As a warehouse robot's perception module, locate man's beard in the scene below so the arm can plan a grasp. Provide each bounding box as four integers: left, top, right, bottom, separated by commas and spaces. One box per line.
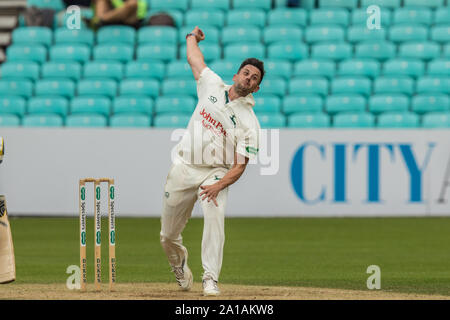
235, 83, 253, 97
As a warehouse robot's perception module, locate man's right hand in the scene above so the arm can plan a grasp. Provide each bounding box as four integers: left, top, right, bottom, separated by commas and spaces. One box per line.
190, 26, 205, 43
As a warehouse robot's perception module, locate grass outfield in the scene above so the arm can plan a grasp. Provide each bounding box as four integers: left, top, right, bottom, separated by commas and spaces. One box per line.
8, 217, 450, 296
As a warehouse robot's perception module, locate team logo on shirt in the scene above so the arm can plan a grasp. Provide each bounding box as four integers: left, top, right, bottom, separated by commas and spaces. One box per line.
229, 115, 237, 128
246, 146, 259, 155
208, 96, 217, 104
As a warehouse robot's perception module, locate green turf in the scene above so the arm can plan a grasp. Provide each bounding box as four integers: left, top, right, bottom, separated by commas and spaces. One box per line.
8, 217, 450, 296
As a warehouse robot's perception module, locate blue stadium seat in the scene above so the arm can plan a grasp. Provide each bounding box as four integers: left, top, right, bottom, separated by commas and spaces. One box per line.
333, 112, 375, 128
256, 112, 286, 128
416, 77, 449, 94
233, 0, 271, 10
253, 95, 282, 113
264, 26, 302, 45
338, 59, 380, 78
125, 61, 165, 80
137, 44, 177, 62
224, 43, 264, 61
289, 77, 329, 96
137, 26, 177, 45
311, 43, 352, 61
293, 60, 335, 79
180, 26, 219, 43
445, 44, 450, 59
54, 6, 93, 29
0, 96, 26, 117
267, 8, 307, 27
180, 43, 221, 62
0, 80, 33, 98
222, 26, 261, 45
166, 61, 192, 78
403, 0, 443, 8
352, 8, 391, 27
331, 77, 372, 96
155, 95, 195, 114
66, 114, 107, 127
153, 113, 191, 128
149, 0, 188, 11
305, 26, 344, 43
97, 26, 136, 45
119, 79, 160, 98
6, 45, 47, 63
326, 94, 366, 114
12, 27, 52, 47
377, 112, 419, 128
0, 62, 39, 80
355, 42, 395, 61
190, 0, 230, 11
54, 28, 94, 46
93, 44, 134, 63
347, 26, 386, 43
310, 9, 349, 27
283, 94, 323, 114
110, 114, 151, 128
434, 7, 450, 25
50, 45, 90, 63
389, 25, 428, 43
41, 62, 81, 81
361, 0, 400, 8
185, 10, 225, 28
422, 112, 450, 128
264, 60, 292, 80
383, 59, 425, 78
374, 77, 414, 95
83, 62, 124, 81
27, 0, 64, 10
28, 97, 69, 118
256, 78, 287, 97
427, 60, 450, 77
268, 43, 308, 61
369, 94, 409, 114
162, 79, 196, 97
22, 114, 63, 127
412, 94, 449, 114
320, 0, 358, 8
394, 8, 432, 25
398, 42, 440, 61
209, 60, 237, 79
0, 114, 20, 127
35, 79, 75, 98
71, 97, 111, 117
113, 96, 153, 115
226, 10, 266, 28
431, 26, 450, 43
288, 112, 330, 128
78, 80, 118, 98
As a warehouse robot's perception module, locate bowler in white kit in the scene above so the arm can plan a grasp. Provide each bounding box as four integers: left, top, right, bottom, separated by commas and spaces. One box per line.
160, 26, 265, 296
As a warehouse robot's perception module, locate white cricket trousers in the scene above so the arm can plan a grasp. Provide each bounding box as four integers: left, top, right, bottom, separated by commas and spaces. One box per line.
160, 161, 228, 282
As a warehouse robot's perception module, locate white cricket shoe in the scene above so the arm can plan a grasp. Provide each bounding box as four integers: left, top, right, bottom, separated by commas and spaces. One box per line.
172, 251, 193, 291
202, 278, 220, 296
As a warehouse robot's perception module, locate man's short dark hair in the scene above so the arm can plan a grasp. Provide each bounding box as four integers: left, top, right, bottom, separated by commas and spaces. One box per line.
238, 58, 265, 84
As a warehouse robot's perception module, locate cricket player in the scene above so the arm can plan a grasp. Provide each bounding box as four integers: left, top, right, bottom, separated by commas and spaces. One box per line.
160, 27, 265, 296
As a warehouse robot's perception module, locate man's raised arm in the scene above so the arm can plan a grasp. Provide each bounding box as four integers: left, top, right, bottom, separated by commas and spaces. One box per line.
186, 26, 207, 81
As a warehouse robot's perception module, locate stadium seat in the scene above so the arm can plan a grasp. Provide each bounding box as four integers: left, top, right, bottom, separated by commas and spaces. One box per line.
352, 8, 391, 27
267, 43, 308, 61
422, 112, 450, 128
185, 10, 225, 28
153, 113, 191, 128
27, 0, 64, 10
288, 112, 330, 128
309, 9, 349, 27
389, 25, 428, 43
383, 59, 425, 78
305, 26, 345, 43
264, 60, 292, 80
54, 6, 93, 29
416, 77, 449, 94
137, 44, 177, 62
119, 79, 160, 98
333, 112, 375, 128
71, 97, 111, 117
427, 60, 450, 77
233, 0, 271, 10
78, 80, 118, 98
434, 7, 450, 25
431, 26, 450, 43
338, 59, 380, 78
256, 78, 287, 97
113, 96, 153, 115
166, 61, 193, 78
155, 96, 196, 114
180, 26, 219, 43
7, 45, 47, 63
355, 42, 396, 61
264, 26, 302, 45
28, 97, 69, 118
209, 60, 238, 79
93, 44, 134, 63
360, 0, 400, 8
289, 77, 329, 96
54, 28, 94, 46
0, 96, 26, 117
226, 10, 266, 28
22, 114, 63, 127
412, 94, 449, 114
267, 8, 307, 27
403, 0, 443, 8
162, 79, 196, 97
180, 43, 221, 62
293, 60, 335, 79
311, 43, 351, 61
326, 94, 366, 114
398, 42, 440, 61
110, 114, 151, 128
50, 45, 90, 63
97, 26, 136, 45
256, 113, 286, 128
222, 27, 261, 45
374, 77, 414, 95
224, 44, 264, 61
150, 0, 189, 11
347, 26, 386, 43
0, 80, 33, 98
331, 77, 372, 96
41, 62, 82, 81
394, 8, 432, 25
35, 80, 75, 98
83, 62, 124, 81
12, 27, 52, 47
283, 95, 323, 114
445, 44, 450, 59
377, 112, 419, 128
253, 95, 282, 113
0, 62, 39, 80
190, 0, 230, 11
125, 61, 165, 80
0, 114, 20, 127
320, 0, 358, 9
66, 114, 108, 127
369, 94, 409, 114
137, 26, 177, 45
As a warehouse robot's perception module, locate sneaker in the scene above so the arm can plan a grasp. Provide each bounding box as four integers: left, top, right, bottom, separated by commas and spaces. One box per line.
202, 277, 220, 296
171, 251, 193, 291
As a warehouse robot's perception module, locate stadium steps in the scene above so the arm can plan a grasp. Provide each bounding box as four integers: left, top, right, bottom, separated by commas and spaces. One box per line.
0, 1, 27, 16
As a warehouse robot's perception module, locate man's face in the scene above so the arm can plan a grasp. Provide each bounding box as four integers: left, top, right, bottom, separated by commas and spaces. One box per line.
232, 65, 261, 97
